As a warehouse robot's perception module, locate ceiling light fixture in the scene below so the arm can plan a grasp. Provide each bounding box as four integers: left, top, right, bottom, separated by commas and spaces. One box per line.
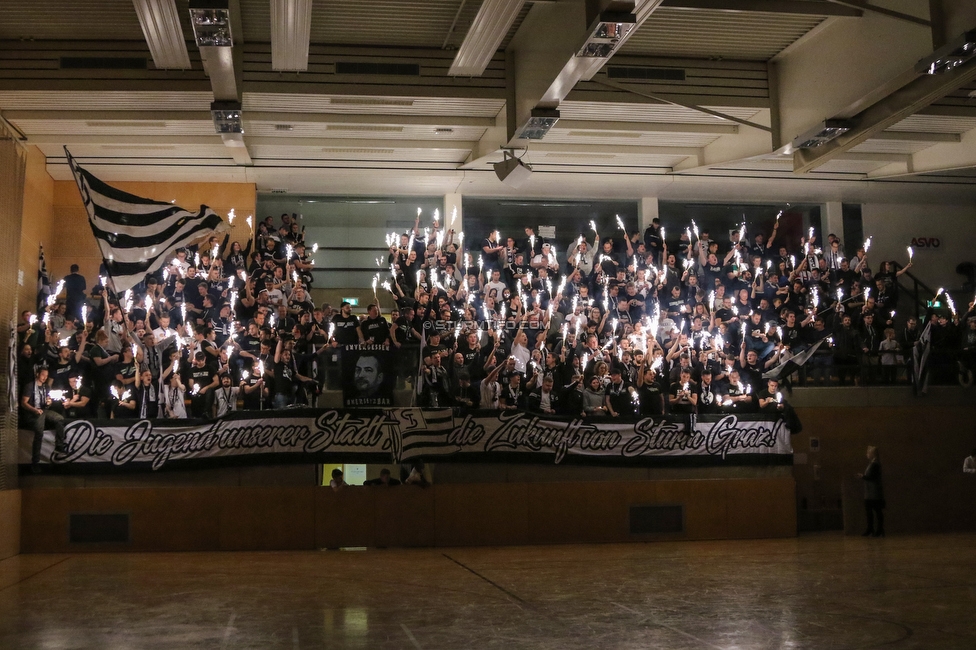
271, 0, 312, 71
515, 108, 560, 140
792, 119, 854, 149
577, 11, 637, 58
211, 100, 243, 134
189, 0, 233, 47
493, 150, 533, 188
132, 0, 192, 69
448, 0, 527, 76
915, 29, 976, 75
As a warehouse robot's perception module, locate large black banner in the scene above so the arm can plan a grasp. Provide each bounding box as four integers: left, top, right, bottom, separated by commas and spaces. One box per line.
20, 409, 793, 471
341, 344, 395, 408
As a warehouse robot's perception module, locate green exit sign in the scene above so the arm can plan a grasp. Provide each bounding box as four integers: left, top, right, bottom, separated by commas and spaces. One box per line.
342, 297, 359, 306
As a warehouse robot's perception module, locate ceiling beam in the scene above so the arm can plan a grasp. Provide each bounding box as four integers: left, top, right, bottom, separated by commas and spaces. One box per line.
555, 119, 738, 134
527, 142, 702, 156
869, 126, 976, 179
0, 110, 497, 129
591, 78, 771, 132
824, 0, 929, 26
660, 0, 862, 17
25, 135, 225, 146
245, 137, 479, 150
834, 152, 912, 163
793, 58, 976, 173
873, 130, 962, 143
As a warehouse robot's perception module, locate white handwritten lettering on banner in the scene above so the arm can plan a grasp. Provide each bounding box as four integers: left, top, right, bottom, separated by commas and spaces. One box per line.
19, 409, 793, 471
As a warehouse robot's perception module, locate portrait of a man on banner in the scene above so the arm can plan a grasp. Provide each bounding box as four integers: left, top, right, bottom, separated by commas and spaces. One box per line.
342, 344, 395, 407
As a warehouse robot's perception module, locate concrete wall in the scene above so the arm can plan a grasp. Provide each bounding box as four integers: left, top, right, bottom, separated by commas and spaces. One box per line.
20, 478, 796, 552
861, 202, 976, 292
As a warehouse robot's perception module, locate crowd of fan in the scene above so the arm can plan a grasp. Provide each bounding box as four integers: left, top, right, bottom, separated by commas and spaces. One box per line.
16, 210, 976, 458
393, 213, 976, 417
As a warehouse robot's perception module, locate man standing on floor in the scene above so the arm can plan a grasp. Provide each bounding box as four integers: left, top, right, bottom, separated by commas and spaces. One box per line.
20, 367, 66, 471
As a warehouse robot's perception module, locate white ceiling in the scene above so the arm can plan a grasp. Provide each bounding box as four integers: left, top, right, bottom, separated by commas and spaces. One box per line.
1, 0, 974, 203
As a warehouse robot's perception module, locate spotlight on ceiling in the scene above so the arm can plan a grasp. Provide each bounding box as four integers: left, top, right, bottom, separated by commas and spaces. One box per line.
791, 119, 854, 149
189, 0, 233, 47
915, 29, 976, 75
211, 100, 243, 134
577, 11, 637, 58
515, 108, 560, 141
493, 150, 533, 189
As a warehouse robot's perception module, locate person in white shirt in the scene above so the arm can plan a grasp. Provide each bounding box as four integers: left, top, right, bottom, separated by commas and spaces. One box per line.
163, 372, 187, 419
964, 449, 976, 474
214, 374, 240, 418
484, 269, 507, 300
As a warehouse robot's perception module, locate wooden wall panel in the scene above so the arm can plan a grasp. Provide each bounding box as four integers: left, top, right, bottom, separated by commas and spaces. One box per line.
316, 488, 375, 549
726, 479, 797, 539
218, 487, 315, 551
434, 483, 529, 547
17, 146, 52, 318
374, 487, 436, 548
0, 489, 20, 559
21, 478, 796, 553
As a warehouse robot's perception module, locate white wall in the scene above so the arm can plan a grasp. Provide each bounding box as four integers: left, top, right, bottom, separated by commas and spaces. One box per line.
861, 203, 976, 291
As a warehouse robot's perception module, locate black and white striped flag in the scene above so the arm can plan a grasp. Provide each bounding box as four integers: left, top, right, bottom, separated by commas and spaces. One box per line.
65, 148, 225, 293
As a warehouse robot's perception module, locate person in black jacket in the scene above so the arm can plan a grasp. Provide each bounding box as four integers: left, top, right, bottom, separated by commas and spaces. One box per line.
858, 445, 885, 537
20, 367, 66, 471
527, 375, 561, 415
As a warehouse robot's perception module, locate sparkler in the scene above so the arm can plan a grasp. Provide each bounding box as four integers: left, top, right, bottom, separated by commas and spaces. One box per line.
738, 222, 746, 242
80, 305, 87, 326
776, 392, 783, 404
194, 252, 200, 267
29, 314, 37, 326
530, 234, 535, 252
908, 246, 914, 261
692, 220, 699, 240
245, 215, 253, 231
58, 337, 70, 347
256, 360, 265, 378
457, 231, 464, 246
590, 220, 598, 235
450, 206, 457, 226
660, 226, 665, 242
227, 208, 235, 224
433, 209, 440, 225
863, 236, 872, 252
775, 210, 783, 222
241, 371, 249, 381
190, 383, 200, 396
328, 323, 335, 341
836, 288, 843, 303
144, 295, 153, 313
48, 390, 65, 401
616, 215, 626, 232
312, 242, 319, 253
54, 279, 65, 297
808, 227, 814, 241
172, 359, 179, 374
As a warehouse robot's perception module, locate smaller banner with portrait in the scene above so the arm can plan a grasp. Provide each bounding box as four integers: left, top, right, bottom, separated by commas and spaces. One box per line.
341, 344, 395, 407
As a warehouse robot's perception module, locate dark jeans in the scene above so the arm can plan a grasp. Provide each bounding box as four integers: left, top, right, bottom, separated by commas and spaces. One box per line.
864, 499, 885, 534
22, 410, 66, 466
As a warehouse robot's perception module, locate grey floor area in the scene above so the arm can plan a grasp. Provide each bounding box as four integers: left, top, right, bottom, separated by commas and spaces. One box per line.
1, 533, 974, 649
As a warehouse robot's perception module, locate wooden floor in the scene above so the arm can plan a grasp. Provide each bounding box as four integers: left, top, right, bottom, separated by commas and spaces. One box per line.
1, 533, 975, 649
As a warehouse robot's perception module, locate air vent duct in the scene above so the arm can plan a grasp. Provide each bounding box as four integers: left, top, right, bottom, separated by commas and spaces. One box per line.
607, 66, 686, 81
60, 57, 147, 70
335, 62, 420, 76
